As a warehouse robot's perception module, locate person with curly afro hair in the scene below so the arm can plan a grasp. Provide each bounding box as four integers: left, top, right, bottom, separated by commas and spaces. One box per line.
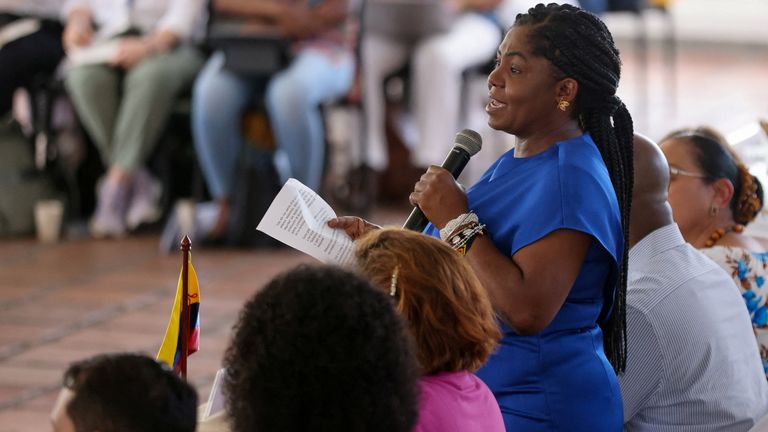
222, 264, 420, 432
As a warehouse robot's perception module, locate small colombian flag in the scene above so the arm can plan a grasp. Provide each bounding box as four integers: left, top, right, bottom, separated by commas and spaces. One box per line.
157, 254, 200, 372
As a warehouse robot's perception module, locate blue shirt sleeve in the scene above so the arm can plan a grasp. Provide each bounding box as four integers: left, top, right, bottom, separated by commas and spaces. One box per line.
508, 138, 623, 267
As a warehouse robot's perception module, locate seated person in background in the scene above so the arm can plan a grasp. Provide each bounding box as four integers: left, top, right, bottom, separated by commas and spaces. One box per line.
0, 0, 65, 118
659, 127, 768, 378
62, 0, 206, 237
192, 0, 354, 240
355, 228, 504, 432
362, 0, 502, 173
620, 134, 768, 431
223, 265, 420, 432
50, 352, 198, 432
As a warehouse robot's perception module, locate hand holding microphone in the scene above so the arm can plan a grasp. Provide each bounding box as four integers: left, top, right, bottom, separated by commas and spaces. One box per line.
404, 129, 482, 232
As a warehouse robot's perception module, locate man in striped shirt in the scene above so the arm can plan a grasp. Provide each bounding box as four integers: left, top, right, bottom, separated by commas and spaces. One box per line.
619, 134, 768, 431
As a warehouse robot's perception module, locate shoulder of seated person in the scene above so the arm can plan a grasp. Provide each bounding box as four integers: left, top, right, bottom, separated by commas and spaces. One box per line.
718, 232, 767, 253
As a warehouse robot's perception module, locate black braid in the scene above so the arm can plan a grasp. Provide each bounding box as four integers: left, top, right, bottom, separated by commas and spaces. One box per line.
515, 3, 634, 373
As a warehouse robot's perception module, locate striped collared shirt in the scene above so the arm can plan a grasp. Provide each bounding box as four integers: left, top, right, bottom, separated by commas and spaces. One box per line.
620, 223, 768, 431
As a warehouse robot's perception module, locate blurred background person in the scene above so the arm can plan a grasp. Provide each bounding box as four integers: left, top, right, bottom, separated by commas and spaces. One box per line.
361, 0, 502, 174
61, 0, 206, 238
191, 0, 354, 241
50, 352, 198, 432
222, 265, 420, 432
660, 127, 768, 378
0, 0, 64, 119
355, 228, 504, 432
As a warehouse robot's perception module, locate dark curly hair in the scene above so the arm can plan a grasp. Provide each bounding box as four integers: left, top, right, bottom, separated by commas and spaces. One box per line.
661, 127, 764, 225
223, 264, 420, 432
513, 3, 634, 372
62, 353, 198, 432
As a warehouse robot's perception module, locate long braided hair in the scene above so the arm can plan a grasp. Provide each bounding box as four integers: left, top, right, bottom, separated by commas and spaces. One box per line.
515, 3, 634, 373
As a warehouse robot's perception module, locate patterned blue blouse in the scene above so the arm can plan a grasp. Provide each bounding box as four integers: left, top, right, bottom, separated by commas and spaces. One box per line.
702, 246, 768, 379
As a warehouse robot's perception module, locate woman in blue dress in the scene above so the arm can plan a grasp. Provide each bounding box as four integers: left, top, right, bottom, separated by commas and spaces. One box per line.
330, 4, 634, 430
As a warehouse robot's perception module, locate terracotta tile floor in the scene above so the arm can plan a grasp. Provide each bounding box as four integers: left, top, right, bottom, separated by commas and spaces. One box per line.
0, 41, 766, 431
0, 235, 325, 431
0, 206, 410, 431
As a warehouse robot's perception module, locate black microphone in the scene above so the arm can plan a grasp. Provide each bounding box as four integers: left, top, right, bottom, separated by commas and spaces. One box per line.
403, 129, 482, 232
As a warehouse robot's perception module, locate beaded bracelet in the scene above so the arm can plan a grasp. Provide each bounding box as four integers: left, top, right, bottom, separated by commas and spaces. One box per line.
440, 211, 478, 240
446, 221, 487, 256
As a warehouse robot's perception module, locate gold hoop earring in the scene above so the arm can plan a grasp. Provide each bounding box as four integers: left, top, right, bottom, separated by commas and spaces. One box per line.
558, 100, 570, 111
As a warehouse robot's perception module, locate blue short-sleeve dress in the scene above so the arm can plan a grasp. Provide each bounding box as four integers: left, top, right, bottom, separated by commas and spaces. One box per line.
426, 133, 624, 431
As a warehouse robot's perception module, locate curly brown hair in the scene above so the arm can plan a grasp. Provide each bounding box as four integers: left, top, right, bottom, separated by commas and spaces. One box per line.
355, 228, 501, 375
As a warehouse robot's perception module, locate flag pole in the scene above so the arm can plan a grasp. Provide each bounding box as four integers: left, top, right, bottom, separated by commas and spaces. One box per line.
180, 235, 191, 380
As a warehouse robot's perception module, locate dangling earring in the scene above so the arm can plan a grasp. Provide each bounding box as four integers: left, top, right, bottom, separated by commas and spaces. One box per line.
558, 99, 570, 111
709, 205, 719, 217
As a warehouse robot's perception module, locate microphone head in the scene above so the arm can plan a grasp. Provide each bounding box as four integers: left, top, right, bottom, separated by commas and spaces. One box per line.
454, 129, 482, 156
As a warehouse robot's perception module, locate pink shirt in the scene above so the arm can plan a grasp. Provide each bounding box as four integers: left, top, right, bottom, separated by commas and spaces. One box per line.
414, 371, 505, 432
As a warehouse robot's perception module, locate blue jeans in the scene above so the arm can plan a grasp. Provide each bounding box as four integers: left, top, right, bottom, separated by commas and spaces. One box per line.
578, 0, 607, 14
192, 47, 354, 198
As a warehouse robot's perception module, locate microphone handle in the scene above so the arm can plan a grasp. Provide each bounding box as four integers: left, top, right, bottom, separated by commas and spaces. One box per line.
402, 148, 471, 232
403, 206, 430, 232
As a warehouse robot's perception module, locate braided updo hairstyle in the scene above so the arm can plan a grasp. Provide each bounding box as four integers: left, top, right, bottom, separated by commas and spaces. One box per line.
515, 3, 634, 372
662, 127, 764, 225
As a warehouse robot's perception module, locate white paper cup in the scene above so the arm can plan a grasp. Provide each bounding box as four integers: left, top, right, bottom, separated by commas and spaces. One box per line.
34, 199, 64, 244
176, 199, 196, 238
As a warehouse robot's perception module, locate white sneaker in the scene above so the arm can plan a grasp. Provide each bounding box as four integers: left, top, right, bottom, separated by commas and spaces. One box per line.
90, 177, 130, 238
158, 201, 219, 253
126, 168, 162, 230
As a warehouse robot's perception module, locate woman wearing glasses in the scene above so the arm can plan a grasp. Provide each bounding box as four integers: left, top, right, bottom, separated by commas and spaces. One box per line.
660, 127, 768, 378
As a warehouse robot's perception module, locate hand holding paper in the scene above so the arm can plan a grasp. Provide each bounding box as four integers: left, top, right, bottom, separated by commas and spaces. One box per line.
257, 179, 355, 266
327, 216, 381, 241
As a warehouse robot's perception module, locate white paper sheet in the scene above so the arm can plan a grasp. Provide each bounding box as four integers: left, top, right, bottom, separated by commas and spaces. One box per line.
203, 368, 226, 419
257, 178, 355, 266
66, 40, 120, 68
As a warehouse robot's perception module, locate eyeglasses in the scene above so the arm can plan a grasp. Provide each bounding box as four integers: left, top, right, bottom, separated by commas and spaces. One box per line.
669, 166, 707, 180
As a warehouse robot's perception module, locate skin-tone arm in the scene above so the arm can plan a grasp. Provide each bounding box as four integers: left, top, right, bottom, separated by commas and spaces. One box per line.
112, 29, 180, 69
329, 165, 591, 335
63, 6, 93, 51
214, 0, 349, 39
327, 217, 380, 239
410, 166, 591, 334
463, 227, 591, 334
63, 3, 180, 68
145, 29, 180, 53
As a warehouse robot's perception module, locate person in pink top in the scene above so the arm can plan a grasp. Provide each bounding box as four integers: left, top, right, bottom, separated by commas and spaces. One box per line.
355, 228, 505, 432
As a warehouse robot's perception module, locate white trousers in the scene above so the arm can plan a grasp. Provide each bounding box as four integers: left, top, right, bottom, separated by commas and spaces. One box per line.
362, 13, 502, 170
